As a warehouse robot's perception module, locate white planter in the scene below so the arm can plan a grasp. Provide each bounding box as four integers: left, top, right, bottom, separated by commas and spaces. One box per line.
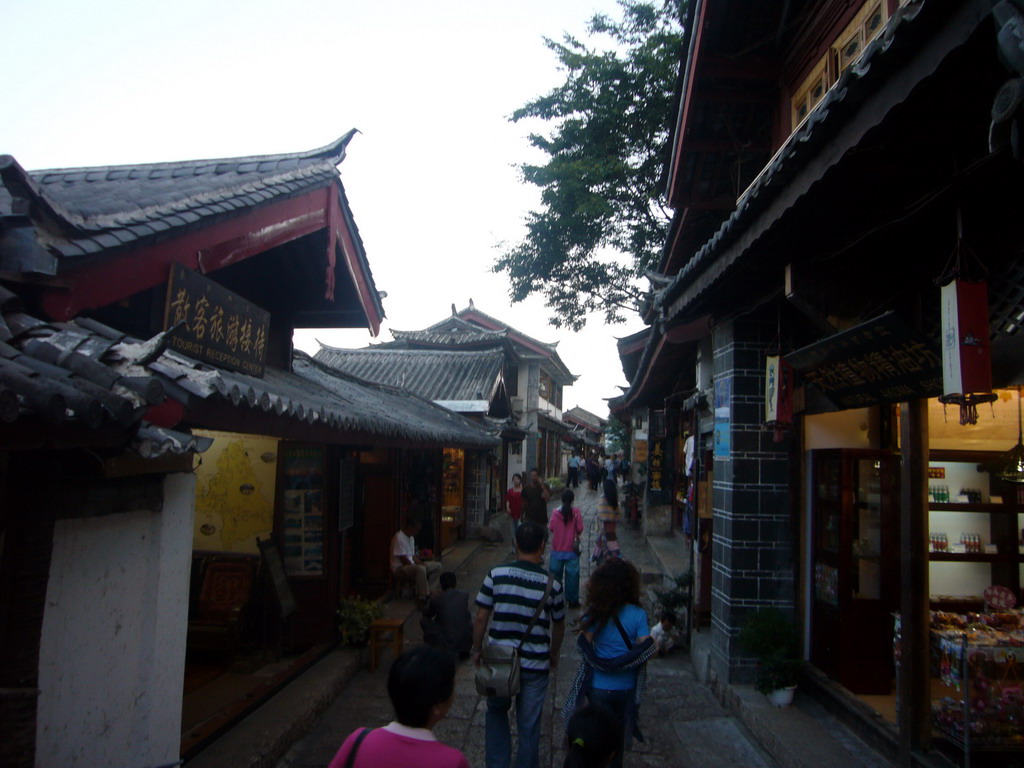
766, 685, 797, 707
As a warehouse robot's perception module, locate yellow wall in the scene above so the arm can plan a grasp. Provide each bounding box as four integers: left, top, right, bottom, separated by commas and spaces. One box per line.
192, 430, 279, 554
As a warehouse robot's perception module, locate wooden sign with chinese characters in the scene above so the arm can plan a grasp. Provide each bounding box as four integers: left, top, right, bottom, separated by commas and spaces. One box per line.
649, 440, 665, 492
164, 263, 270, 377
787, 312, 942, 409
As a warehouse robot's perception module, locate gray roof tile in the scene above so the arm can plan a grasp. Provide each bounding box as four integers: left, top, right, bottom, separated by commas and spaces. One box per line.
0, 130, 360, 263
0, 285, 494, 451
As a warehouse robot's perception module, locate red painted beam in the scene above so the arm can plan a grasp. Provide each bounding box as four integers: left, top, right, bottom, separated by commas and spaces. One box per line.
37, 186, 383, 338
40, 189, 332, 321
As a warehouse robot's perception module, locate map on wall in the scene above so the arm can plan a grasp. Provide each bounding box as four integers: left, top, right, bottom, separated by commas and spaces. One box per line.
281, 446, 325, 576
194, 434, 277, 553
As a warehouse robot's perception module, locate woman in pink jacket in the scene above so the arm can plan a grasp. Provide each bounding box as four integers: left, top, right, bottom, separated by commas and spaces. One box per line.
549, 488, 584, 608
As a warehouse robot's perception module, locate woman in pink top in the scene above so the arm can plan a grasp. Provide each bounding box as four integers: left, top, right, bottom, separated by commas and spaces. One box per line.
549, 488, 584, 608
328, 646, 468, 768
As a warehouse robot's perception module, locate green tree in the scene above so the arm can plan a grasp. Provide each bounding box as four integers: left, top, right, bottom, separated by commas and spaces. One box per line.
494, 0, 686, 330
604, 415, 630, 457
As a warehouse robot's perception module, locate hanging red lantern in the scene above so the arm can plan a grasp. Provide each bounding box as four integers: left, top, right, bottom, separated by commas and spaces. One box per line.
765, 355, 794, 441
939, 278, 997, 424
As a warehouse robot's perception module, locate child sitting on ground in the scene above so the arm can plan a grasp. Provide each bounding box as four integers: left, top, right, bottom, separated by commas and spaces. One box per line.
650, 611, 680, 656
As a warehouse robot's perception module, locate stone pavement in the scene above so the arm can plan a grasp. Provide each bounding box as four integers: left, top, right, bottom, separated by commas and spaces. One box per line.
274, 483, 779, 768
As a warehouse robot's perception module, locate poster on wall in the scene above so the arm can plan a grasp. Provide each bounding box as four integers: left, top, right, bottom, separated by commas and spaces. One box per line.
281, 446, 325, 576
714, 377, 732, 458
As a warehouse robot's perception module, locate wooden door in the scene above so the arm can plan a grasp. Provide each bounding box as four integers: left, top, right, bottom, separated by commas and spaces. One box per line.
356, 466, 395, 595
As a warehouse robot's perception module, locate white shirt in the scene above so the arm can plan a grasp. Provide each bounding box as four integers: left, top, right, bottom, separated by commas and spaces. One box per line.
391, 530, 416, 572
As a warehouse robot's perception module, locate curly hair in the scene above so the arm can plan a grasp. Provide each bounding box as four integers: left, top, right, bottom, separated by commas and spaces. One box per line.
583, 558, 641, 631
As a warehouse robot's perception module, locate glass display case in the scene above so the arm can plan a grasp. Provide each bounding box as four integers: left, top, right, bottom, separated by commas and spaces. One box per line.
930, 610, 1024, 766
811, 449, 899, 694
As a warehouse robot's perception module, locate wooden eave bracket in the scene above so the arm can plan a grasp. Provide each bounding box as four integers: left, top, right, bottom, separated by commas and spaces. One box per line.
785, 262, 844, 335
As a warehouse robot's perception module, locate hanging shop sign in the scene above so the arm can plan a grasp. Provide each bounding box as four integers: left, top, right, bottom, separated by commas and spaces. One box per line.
787, 311, 942, 409
164, 263, 270, 377
764, 355, 794, 425
713, 377, 731, 458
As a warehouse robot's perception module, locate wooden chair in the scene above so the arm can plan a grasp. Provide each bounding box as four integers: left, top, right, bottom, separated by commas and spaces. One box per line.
367, 617, 405, 672
187, 559, 258, 652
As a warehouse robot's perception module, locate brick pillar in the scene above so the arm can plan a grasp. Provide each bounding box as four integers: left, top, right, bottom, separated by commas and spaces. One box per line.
709, 319, 794, 685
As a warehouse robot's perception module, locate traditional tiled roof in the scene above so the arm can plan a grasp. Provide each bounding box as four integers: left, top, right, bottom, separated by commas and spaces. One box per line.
0, 285, 496, 454
313, 345, 505, 405
388, 317, 510, 350
656, 1, 937, 322
454, 304, 577, 384
563, 406, 606, 432
0, 130, 366, 263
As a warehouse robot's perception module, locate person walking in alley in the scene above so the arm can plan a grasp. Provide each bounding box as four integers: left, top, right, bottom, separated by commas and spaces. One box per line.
472, 521, 566, 768
549, 489, 584, 608
567, 451, 581, 489
561, 559, 656, 768
327, 645, 469, 768
585, 454, 600, 492
504, 472, 524, 552
520, 467, 550, 526
591, 479, 622, 564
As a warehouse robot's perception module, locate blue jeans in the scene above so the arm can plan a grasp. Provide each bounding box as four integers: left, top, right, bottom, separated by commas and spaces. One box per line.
485, 669, 548, 768
549, 554, 580, 604
587, 687, 633, 768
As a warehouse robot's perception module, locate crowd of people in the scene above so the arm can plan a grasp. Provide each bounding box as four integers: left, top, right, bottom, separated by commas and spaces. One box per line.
353, 460, 676, 768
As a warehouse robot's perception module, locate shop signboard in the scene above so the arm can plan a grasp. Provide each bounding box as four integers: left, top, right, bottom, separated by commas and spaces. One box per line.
164, 263, 270, 377
633, 439, 648, 463
787, 311, 942, 409
713, 377, 731, 458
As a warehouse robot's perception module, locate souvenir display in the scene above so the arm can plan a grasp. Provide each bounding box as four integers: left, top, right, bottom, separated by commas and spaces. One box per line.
928, 609, 1024, 760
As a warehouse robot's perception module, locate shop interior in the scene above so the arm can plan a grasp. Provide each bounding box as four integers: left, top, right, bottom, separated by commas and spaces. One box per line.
804, 390, 1024, 762
181, 430, 330, 759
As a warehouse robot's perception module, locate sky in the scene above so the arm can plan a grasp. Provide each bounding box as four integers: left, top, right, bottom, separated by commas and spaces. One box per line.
3, 0, 650, 417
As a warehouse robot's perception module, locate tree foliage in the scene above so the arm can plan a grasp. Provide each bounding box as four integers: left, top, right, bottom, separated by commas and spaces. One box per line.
494, 0, 685, 330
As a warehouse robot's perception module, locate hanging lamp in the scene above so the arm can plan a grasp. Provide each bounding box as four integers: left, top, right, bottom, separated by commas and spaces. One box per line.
998, 387, 1024, 484
937, 208, 997, 425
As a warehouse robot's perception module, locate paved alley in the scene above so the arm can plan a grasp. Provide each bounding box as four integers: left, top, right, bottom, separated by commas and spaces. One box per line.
275, 483, 777, 768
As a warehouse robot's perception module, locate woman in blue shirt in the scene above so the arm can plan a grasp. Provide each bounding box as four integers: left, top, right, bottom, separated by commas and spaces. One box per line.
577, 559, 652, 768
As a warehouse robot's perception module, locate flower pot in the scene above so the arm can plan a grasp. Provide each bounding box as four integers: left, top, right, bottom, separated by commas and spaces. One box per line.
767, 685, 796, 707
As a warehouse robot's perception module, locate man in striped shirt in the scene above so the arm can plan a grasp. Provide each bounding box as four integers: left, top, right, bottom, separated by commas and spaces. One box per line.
472, 521, 566, 768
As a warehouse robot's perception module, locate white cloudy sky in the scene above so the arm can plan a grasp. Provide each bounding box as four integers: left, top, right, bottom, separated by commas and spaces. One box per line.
4, 0, 650, 416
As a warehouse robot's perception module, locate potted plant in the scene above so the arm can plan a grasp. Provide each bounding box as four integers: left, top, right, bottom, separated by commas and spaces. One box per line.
337, 596, 384, 646
739, 608, 801, 706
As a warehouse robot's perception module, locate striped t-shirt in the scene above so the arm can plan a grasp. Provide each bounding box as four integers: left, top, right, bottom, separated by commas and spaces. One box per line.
475, 560, 565, 671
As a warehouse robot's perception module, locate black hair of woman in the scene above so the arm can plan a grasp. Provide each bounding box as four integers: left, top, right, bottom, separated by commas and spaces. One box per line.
601, 478, 618, 509
560, 488, 575, 524
387, 645, 456, 728
564, 705, 622, 768
583, 558, 642, 631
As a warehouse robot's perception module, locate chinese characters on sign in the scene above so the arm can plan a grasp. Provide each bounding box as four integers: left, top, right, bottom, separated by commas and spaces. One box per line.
787, 312, 942, 408
164, 263, 270, 377
649, 441, 664, 492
